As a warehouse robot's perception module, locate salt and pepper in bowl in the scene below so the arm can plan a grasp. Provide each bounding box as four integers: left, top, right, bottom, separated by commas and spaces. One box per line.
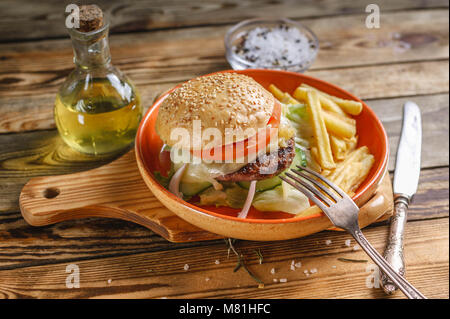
225, 18, 319, 73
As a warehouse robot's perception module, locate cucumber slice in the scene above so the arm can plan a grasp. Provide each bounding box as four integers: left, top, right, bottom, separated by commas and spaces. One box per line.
180, 182, 212, 197
238, 177, 281, 192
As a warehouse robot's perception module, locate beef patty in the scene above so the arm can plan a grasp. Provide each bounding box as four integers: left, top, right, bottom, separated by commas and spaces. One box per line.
216, 138, 296, 182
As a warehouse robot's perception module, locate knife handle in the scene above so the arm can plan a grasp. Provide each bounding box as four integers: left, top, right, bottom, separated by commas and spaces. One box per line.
381, 195, 409, 294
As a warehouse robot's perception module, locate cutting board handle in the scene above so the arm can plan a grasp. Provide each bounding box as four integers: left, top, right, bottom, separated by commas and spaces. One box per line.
19, 150, 220, 242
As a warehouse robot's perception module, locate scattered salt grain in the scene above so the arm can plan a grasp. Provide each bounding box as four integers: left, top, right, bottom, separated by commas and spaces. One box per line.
205, 277, 210, 282
273, 278, 278, 283
353, 245, 360, 251
183, 264, 189, 271
294, 262, 302, 268
107, 279, 112, 284
345, 239, 351, 247
270, 268, 276, 275
290, 260, 296, 271
215, 260, 220, 265
332, 265, 337, 269
325, 239, 332, 245
279, 278, 288, 283
310, 268, 318, 274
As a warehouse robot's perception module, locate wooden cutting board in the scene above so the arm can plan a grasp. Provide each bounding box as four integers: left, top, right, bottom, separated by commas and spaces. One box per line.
19, 150, 394, 243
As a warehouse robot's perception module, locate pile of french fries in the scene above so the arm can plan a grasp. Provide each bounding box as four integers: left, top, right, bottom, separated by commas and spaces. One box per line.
269, 83, 375, 196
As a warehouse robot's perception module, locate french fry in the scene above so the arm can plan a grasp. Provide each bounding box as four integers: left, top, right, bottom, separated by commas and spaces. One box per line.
319, 95, 348, 116
345, 136, 358, 153
294, 87, 347, 116
292, 86, 308, 101
330, 136, 347, 161
334, 99, 363, 116
281, 92, 301, 105
327, 146, 369, 182
307, 91, 335, 169
322, 110, 357, 138
354, 155, 375, 190
330, 135, 359, 164
321, 169, 332, 177
310, 146, 320, 164
340, 154, 374, 193
268, 84, 286, 102
301, 83, 363, 116
327, 146, 374, 193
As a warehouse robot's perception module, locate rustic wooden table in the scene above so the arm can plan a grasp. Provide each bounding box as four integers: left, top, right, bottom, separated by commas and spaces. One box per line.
0, 0, 448, 299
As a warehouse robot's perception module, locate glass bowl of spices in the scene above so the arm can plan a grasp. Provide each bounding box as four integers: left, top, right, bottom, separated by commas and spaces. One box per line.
225, 18, 319, 73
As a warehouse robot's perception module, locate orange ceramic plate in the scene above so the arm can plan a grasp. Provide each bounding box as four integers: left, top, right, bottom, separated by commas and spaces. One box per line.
135, 69, 388, 241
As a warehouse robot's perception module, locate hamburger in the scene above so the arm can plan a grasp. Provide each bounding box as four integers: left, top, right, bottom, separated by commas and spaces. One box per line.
155, 72, 310, 218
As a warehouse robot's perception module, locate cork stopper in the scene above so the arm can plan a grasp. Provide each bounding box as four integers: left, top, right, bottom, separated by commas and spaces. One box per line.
77, 4, 104, 32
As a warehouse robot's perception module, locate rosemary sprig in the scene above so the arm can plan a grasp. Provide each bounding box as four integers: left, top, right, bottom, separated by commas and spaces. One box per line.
337, 257, 368, 263
254, 248, 263, 264
225, 238, 264, 288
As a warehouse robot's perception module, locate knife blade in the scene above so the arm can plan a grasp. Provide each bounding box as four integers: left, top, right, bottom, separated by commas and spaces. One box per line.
393, 101, 422, 198
381, 101, 422, 294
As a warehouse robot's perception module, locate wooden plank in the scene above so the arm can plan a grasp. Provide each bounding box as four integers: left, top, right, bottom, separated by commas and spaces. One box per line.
309, 60, 449, 99
0, 9, 448, 133
408, 167, 450, 220
367, 93, 450, 171
0, 218, 447, 298
0, 167, 446, 270
0, 0, 447, 42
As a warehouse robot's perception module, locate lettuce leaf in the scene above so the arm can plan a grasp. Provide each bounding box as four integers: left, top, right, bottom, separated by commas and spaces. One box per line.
252, 183, 310, 214
286, 103, 307, 123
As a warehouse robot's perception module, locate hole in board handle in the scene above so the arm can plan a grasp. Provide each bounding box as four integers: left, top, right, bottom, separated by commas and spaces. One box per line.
43, 187, 60, 199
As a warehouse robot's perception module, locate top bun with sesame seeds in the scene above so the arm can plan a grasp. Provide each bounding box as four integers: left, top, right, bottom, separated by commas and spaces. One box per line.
155, 72, 276, 150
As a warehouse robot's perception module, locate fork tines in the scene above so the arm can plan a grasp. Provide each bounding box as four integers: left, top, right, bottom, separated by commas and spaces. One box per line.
280, 165, 347, 211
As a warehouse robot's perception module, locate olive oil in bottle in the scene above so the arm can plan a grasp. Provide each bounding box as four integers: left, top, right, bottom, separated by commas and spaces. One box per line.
55, 5, 142, 155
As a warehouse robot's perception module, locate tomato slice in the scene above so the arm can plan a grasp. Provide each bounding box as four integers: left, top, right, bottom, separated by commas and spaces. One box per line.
192, 101, 281, 161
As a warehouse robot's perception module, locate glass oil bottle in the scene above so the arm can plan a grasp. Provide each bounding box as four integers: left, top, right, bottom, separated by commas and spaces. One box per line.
55, 5, 142, 155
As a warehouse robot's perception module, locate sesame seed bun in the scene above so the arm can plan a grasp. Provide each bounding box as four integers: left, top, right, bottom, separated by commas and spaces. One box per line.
155, 72, 276, 150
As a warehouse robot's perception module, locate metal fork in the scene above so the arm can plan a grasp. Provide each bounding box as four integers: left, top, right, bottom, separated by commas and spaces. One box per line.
280, 165, 426, 299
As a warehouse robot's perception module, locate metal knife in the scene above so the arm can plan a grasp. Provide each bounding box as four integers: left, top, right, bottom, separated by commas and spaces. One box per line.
381, 101, 422, 294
